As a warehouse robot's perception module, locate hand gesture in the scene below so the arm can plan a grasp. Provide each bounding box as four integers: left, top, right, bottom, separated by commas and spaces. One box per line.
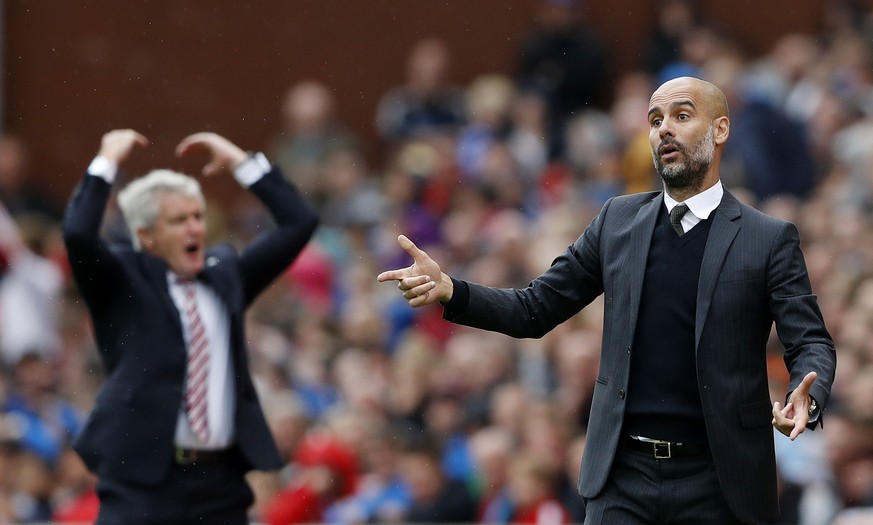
176, 132, 248, 177
377, 235, 452, 307
772, 371, 817, 440
97, 129, 149, 164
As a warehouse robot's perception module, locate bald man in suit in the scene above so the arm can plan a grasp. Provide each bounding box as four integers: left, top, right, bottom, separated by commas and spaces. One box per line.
378, 77, 836, 524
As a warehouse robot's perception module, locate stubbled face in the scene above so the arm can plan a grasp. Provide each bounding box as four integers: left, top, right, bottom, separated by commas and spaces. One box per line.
138, 192, 206, 279
648, 79, 717, 193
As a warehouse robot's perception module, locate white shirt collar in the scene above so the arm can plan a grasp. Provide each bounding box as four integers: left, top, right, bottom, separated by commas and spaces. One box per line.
663, 181, 724, 221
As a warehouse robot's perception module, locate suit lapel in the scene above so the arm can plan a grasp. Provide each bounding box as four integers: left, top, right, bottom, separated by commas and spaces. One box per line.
628, 193, 662, 329
695, 191, 742, 346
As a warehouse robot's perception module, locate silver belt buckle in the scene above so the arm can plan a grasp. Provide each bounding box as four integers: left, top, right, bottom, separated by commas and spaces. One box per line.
653, 441, 671, 459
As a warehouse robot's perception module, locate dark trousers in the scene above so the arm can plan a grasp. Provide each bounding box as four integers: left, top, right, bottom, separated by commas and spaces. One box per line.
95, 452, 254, 525
583, 444, 751, 525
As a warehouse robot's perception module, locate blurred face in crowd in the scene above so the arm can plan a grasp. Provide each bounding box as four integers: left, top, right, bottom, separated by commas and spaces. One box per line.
648, 76, 729, 194
137, 191, 206, 279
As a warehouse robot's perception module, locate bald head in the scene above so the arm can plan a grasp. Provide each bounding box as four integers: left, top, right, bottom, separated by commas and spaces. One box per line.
652, 76, 730, 120
648, 76, 731, 199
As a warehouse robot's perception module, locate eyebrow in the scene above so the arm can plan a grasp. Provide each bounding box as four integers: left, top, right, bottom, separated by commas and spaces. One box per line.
648, 99, 697, 118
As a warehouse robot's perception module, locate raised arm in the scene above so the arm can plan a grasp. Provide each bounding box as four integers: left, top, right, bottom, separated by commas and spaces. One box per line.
63, 129, 149, 304
176, 132, 319, 304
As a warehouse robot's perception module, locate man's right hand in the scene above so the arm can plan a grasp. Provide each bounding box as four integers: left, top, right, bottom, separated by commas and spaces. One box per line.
377, 235, 453, 307
97, 129, 149, 163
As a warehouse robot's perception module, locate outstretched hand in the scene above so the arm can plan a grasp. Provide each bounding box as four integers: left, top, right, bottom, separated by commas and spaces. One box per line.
176, 132, 248, 177
377, 235, 452, 308
772, 371, 818, 440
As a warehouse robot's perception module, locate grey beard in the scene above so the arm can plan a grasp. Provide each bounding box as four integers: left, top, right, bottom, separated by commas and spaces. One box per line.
653, 126, 715, 192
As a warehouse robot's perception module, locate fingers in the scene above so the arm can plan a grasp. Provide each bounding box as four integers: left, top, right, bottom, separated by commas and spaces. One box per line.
98, 129, 149, 163
398, 275, 435, 293
176, 132, 247, 176
790, 416, 808, 440
772, 401, 789, 436
376, 269, 407, 282
377, 272, 436, 308
797, 371, 817, 394
175, 132, 216, 157
397, 234, 428, 263
772, 401, 807, 441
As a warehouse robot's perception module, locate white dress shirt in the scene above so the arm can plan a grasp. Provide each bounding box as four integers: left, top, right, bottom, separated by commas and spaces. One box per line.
663, 181, 724, 234
168, 274, 235, 449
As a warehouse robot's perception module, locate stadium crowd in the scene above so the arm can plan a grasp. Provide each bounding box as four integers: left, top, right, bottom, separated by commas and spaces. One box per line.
2, 1, 873, 523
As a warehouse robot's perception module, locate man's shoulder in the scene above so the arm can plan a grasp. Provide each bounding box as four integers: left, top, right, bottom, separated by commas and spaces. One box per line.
726, 192, 794, 232
604, 191, 660, 213
611, 190, 661, 204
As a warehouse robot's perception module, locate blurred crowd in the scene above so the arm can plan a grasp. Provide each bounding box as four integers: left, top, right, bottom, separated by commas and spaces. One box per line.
3, 0, 873, 523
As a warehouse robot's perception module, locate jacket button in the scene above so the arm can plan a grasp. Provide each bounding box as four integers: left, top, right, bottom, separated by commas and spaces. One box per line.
618, 389, 626, 399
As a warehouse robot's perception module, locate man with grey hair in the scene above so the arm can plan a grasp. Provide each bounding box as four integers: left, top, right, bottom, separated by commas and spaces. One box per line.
63, 129, 318, 524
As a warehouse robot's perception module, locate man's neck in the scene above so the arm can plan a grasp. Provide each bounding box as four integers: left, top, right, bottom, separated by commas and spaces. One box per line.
664, 173, 720, 202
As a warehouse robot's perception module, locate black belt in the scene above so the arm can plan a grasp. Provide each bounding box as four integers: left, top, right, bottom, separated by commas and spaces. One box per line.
174, 447, 233, 465
623, 435, 708, 459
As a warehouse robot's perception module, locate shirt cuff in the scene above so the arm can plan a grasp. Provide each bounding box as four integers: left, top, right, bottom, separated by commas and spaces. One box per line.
87, 156, 119, 184
234, 152, 271, 187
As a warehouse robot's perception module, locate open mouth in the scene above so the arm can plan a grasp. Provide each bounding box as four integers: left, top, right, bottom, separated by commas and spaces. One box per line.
659, 142, 681, 161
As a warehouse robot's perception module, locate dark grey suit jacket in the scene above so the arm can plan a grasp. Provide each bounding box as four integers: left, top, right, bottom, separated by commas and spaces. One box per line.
63, 167, 318, 486
445, 189, 835, 523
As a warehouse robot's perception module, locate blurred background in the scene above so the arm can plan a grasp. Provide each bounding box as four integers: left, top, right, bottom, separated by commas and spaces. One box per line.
2, 0, 873, 524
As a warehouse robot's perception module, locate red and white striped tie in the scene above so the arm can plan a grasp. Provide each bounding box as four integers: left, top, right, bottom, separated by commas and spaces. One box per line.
180, 280, 210, 442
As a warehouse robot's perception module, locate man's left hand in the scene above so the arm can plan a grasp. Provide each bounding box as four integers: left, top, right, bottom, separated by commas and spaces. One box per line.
772, 371, 817, 440
176, 132, 248, 177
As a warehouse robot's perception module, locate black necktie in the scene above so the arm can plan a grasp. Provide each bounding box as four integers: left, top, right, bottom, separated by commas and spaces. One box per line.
670, 203, 689, 236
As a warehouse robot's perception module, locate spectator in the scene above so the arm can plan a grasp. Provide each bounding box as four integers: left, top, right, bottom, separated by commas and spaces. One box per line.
324, 426, 412, 524
506, 452, 571, 524
51, 447, 99, 524
641, 0, 698, 76
262, 432, 360, 525
1, 354, 81, 466
0, 135, 61, 221
376, 38, 467, 143
468, 426, 516, 523
0, 207, 65, 367
397, 436, 477, 523
269, 81, 359, 203
456, 74, 516, 182
517, 0, 608, 158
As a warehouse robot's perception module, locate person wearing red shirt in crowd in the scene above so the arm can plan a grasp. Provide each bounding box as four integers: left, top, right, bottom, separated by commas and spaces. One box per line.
507, 452, 571, 525
262, 433, 359, 525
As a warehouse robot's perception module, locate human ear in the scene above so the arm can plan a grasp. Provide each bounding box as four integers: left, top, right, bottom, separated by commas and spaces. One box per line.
714, 116, 730, 145
136, 228, 154, 251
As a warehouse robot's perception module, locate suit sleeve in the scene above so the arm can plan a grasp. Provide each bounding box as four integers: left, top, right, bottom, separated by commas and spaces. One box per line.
62, 174, 127, 313
443, 197, 608, 338
238, 167, 319, 305
768, 221, 836, 426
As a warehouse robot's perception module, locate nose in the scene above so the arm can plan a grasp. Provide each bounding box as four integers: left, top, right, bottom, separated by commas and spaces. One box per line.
658, 118, 674, 139
187, 216, 205, 233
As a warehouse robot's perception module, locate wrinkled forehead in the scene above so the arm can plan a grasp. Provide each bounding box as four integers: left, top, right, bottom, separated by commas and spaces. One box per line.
648, 78, 704, 112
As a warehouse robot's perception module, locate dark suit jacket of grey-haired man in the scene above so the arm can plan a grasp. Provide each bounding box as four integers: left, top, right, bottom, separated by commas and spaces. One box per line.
64, 130, 319, 524
378, 77, 836, 524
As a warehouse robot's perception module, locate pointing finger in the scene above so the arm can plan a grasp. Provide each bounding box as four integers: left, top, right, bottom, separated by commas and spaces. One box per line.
377, 269, 409, 282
